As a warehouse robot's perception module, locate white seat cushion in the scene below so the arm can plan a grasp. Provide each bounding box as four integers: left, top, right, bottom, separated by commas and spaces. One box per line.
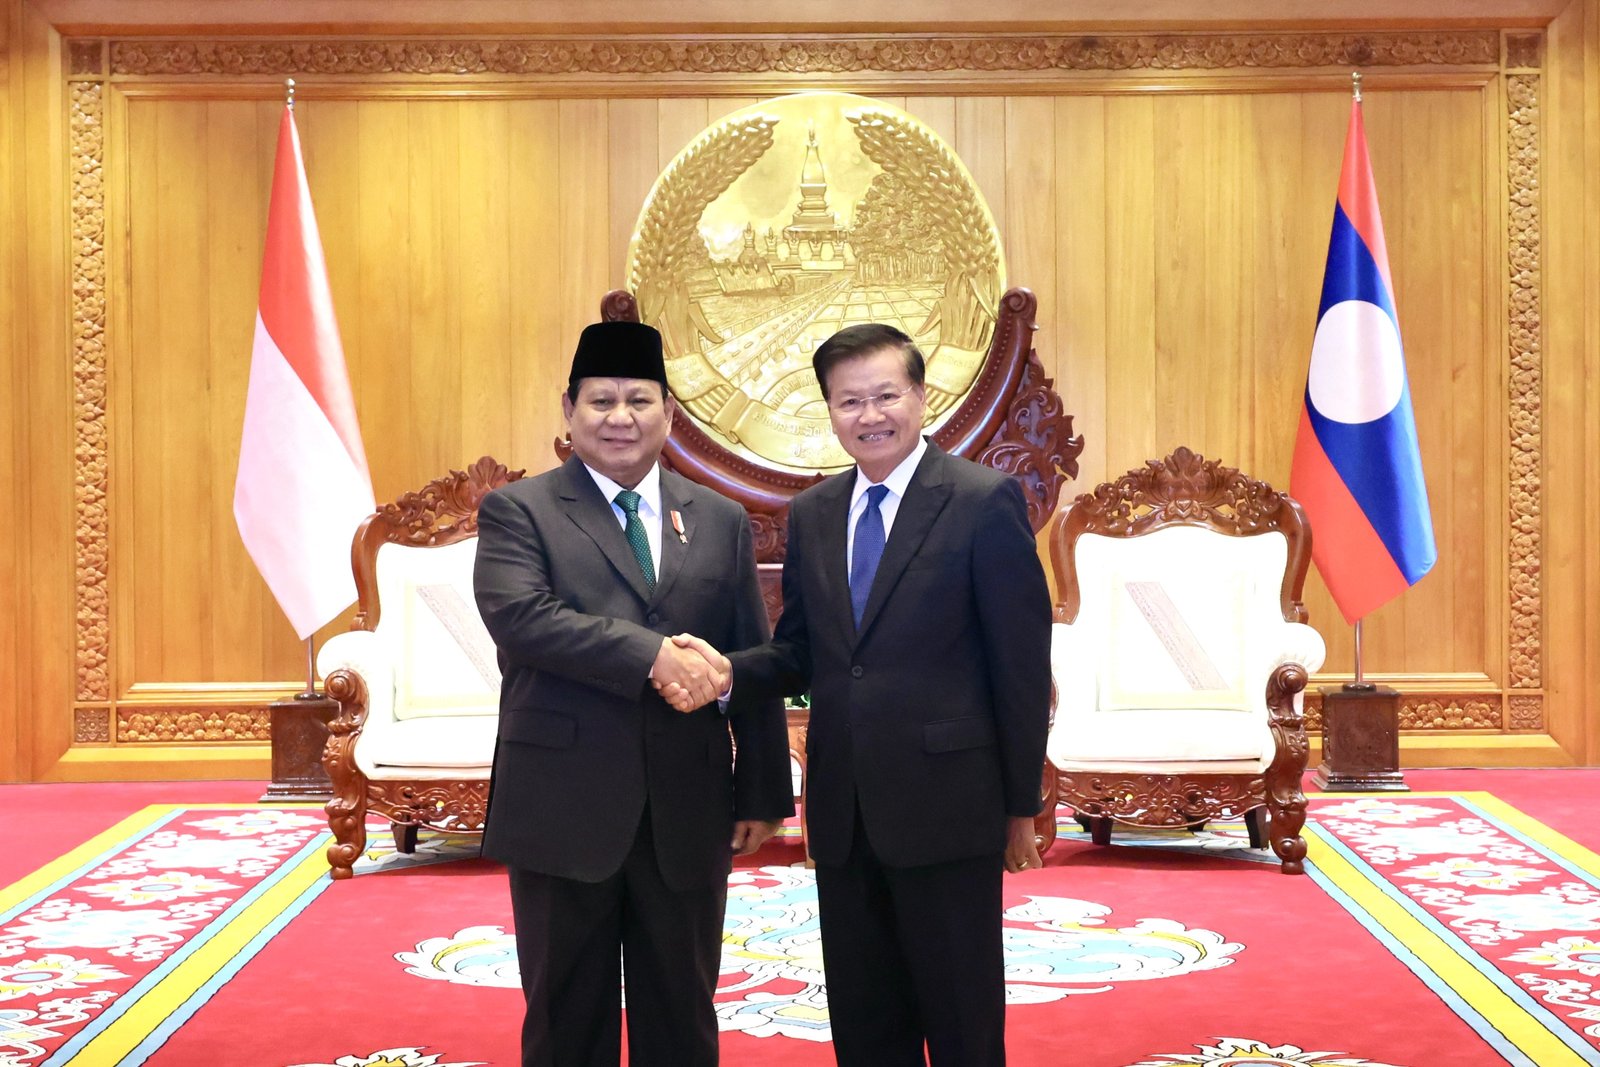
1050, 707, 1273, 764
362, 713, 499, 770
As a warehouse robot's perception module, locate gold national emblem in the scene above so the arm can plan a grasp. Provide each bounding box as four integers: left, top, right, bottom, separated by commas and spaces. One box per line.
627, 93, 1006, 473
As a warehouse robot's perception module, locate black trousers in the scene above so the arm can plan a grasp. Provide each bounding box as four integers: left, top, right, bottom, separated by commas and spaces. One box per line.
814, 809, 1007, 1067
507, 811, 727, 1067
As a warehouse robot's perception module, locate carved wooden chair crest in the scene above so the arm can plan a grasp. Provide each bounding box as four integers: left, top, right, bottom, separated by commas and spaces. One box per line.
318, 456, 525, 879
1036, 447, 1325, 874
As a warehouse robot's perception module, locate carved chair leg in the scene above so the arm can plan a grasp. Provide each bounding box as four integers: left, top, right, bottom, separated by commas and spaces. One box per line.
1265, 796, 1307, 875
1090, 816, 1113, 847
1244, 807, 1267, 850
324, 785, 369, 880
1033, 763, 1059, 855
392, 823, 419, 854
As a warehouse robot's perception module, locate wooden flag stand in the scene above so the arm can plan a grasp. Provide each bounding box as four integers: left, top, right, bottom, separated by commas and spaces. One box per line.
261, 635, 337, 802
1313, 620, 1408, 792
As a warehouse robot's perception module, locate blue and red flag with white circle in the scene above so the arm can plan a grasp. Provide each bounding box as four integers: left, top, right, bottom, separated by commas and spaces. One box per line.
1290, 97, 1436, 624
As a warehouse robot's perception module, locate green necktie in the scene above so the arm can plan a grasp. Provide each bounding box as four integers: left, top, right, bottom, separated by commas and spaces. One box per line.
614, 489, 656, 593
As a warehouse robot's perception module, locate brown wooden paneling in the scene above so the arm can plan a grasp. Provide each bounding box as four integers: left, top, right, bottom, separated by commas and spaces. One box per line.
8, 10, 1600, 779
1544, 0, 1600, 764
13, 0, 74, 781
0, 0, 21, 782
93, 84, 1539, 734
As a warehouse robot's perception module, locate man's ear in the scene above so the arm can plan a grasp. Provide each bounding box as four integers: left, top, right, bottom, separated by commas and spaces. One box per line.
561, 390, 575, 423
663, 391, 677, 428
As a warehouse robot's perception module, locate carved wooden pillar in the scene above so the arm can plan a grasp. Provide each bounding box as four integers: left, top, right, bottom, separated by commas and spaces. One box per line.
1313, 685, 1408, 792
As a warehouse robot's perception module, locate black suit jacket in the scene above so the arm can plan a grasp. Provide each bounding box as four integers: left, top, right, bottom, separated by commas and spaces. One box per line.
729, 442, 1052, 868
474, 455, 793, 890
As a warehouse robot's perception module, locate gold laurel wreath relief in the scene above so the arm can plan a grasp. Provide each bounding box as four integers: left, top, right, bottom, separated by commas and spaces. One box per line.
628, 114, 778, 427
846, 108, 1002, 418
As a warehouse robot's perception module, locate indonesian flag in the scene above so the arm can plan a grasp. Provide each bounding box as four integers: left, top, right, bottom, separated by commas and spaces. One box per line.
1290, 95, 1437, 625
234, 106, 375, 640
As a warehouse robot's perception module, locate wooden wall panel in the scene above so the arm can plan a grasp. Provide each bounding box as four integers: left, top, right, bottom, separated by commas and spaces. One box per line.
9, 14, 1592, 778
13, 0, 72, 780
0, 0, 21, 781
108, 85, 1508, 691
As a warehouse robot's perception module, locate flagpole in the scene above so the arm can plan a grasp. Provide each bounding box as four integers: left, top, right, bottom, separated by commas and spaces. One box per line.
285, 77, 295, 111
1351, 618, 1370, 690
1352, 69, 1362, 103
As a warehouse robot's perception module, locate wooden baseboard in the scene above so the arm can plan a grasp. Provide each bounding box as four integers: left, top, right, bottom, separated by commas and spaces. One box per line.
45, 745, 272, 782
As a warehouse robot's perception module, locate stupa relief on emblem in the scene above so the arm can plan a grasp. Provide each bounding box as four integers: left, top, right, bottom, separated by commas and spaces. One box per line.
628, 93, 1006, 473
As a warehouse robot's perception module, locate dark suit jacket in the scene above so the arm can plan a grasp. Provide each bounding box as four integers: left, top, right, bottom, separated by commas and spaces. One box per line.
729, 442, 1052, 869
474, 455, 793, 890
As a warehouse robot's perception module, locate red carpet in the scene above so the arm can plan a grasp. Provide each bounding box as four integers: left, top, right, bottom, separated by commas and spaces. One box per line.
4, 769, 1598, 1065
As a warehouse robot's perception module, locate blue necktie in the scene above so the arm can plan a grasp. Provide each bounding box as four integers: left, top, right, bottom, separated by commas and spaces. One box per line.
850, 484, 889, 628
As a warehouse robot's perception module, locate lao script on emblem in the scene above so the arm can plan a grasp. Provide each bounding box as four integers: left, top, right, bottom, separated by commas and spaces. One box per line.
627, 93, 1006, 474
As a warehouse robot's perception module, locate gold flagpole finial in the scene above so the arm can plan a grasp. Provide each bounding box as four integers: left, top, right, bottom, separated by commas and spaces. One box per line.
1351, 70, 1362, 103
285, 78, 296, 110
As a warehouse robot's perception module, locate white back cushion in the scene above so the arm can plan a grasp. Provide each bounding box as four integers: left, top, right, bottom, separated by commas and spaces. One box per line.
374, 538, 500, 721
1075, 526, 1288, 714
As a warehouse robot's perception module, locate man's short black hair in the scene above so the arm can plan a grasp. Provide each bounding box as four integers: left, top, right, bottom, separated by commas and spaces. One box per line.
811, 323, 926, 401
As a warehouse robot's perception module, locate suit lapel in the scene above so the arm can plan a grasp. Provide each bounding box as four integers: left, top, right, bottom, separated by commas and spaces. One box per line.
854, 445, 952, 644
812, 472, 857, 642
651, 472, 694, 606
558, 455, 654, 604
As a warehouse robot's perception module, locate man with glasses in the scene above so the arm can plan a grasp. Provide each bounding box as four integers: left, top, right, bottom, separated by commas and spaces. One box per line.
664, 322, 1052, 1066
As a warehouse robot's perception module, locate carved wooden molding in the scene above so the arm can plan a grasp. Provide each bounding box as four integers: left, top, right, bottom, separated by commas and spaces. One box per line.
351, 455, 526, 631
71, 82, 111, 704
1506, 73, 1542, 691
1305, 691, 1512, 731
1507, 694, 1544, 730
68, 40, 105, 76
116, 706, 272, 742
1503, 32, 1543, 70
1401, 695, 1503, 731
104, 32, 1499, 77
74, 707, 111, 743
974, 344, 1084, 533
1052, 446, 1312, 626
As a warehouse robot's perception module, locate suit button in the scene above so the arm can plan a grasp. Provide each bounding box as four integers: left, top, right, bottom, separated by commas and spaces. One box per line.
647, 612, 660, 625
851, 665, 864, 678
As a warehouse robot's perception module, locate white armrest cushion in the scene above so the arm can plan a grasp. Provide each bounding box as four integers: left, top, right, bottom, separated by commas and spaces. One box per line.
1271, 621, 1328, 675
318, 630, 395, 730
1048, 622, 1100, 726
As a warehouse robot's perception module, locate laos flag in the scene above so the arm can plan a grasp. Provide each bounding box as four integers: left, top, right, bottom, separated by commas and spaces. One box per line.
1290, 96, 1436, 625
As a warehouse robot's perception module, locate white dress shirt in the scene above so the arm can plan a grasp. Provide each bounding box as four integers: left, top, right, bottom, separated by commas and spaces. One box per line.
582, 462, 665, 582
846, 436, 929, 573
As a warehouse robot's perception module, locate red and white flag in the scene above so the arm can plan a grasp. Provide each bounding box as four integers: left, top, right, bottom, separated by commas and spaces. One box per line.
234, 105, 374, 639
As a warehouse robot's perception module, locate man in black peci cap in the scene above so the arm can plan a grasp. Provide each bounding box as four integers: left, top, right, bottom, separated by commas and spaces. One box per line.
473, 320, 793, 1067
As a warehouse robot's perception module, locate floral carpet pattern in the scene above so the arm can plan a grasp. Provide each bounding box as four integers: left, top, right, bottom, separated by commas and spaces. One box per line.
0, 807, 329, 1066
4, 792, 1599, 1065
1306, 793, 1600, 1064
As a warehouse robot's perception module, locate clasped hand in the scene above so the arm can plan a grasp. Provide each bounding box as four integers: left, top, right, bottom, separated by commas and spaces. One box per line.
651, 634, 731, 712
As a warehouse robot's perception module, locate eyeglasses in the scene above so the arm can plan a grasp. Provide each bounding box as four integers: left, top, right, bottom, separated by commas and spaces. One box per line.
828, 386, 917, 416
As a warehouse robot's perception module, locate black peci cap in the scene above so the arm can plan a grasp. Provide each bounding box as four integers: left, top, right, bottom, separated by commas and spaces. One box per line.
568, 321, 668, 391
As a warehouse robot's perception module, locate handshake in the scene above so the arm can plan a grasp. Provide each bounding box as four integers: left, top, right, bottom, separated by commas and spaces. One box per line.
651, 634, 732, 712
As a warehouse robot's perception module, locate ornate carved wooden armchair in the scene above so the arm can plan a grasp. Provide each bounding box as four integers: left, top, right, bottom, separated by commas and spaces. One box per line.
318, 457, 524, 879
1034, 448, 1325, 875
